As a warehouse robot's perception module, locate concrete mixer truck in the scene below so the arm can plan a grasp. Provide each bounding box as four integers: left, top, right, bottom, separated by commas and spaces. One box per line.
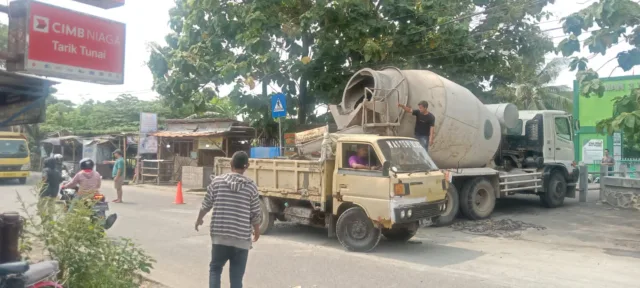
298, 67, 579, 226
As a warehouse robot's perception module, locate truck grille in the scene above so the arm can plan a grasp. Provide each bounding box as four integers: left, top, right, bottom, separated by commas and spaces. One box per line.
0, 166, 21, 172
394, 201, 444, 223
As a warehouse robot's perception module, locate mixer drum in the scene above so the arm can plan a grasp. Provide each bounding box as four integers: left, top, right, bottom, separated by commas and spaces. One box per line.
333, 67, 503, 169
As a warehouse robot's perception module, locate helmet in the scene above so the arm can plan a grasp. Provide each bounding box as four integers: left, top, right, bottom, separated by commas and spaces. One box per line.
79, 158, 95, 170
53, 154, 63, 161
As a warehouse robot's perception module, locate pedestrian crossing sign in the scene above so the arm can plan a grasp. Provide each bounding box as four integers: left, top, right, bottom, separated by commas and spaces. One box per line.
274, 99, 284, 112
271, 93, 287, 118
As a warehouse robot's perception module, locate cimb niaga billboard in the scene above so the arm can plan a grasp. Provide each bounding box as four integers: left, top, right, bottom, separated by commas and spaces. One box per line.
10, 0, 126, 84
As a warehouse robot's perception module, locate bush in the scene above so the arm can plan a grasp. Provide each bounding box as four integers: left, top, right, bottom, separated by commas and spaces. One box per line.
18, 188, 155, 288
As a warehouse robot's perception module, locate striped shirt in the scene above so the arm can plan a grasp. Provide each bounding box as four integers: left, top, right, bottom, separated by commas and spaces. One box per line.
201, 172, 262, 250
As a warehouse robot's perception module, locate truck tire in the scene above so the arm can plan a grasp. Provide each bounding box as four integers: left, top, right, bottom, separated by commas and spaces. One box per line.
336, 207, 381, 252
382, 223, 418, 242
259, 198, 275, 235
460, 178, 496, 220
18, 178, 27, 185
540, 172, 566, 208
432, 184, 460, 227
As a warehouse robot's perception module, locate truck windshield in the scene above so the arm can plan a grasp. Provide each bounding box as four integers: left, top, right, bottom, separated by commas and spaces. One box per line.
0, 139, 29, 158
377, 139, 438, 172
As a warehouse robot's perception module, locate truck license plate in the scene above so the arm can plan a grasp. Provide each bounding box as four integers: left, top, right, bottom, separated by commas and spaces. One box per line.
419, 218, 432, 227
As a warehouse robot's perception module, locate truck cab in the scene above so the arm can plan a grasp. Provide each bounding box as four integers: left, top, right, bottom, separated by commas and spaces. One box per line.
499, 110, 579, 202
332, 135, 448, 249
503, 110, 577, 171
0, 133, 31, 184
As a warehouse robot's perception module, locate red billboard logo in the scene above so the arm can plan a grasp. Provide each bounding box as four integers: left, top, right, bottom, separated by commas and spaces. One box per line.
16, 1, 127, 85
33, 15, 48, 33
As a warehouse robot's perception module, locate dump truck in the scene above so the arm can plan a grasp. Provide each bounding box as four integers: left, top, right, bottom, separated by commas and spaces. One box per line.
307, 67, 579, 225
214, 134, 449, 252
0, 132, 31, 184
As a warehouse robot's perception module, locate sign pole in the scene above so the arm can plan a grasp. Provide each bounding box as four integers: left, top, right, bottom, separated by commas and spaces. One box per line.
270, 93, 287, 158
278, 117, 283, 157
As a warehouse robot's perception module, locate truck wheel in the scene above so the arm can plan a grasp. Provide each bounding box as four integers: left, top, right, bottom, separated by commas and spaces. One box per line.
259, 198, 275, 235
460, 178, 496, 220
18, 178, 26, 185
336, 207, 381, 252
382, 223, 418, 242
540, 172, 566, 208
432, 184, 460, 227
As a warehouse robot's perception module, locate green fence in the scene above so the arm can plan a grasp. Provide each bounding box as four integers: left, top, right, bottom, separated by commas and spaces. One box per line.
592, 158, 640, 178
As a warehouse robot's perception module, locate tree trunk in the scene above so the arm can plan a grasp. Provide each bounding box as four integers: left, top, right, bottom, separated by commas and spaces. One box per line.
298, 35, 312, 124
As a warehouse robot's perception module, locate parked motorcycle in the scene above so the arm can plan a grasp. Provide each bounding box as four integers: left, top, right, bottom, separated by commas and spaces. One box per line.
0, 260, 62, 288
59, 185, 117, 230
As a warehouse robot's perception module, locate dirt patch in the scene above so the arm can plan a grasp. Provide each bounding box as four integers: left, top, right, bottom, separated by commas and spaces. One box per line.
451, 218, 546, 238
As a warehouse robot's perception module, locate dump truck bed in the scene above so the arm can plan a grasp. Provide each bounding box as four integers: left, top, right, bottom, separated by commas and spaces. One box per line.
214, 157, 335, 204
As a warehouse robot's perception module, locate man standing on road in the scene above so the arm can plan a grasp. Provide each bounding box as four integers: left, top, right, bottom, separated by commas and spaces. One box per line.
103, 149, 125, 203
398, 101, 436, 151
195, 151, 262, 288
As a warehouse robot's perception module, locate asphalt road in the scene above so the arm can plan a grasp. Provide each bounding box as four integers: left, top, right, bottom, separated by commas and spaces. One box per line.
2, 174, 639, 288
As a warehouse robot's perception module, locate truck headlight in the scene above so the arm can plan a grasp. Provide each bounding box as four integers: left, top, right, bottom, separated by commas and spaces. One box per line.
20, 163, 30, 171
407, 209, 412, 218
400, 210, 405, 219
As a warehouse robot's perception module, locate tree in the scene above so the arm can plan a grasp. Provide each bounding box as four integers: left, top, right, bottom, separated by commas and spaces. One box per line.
495, 57, 573, 111
149, 0, 557, 137
557, 0, 640, 149
185, 97, 247, 120
39, 94, 190, 136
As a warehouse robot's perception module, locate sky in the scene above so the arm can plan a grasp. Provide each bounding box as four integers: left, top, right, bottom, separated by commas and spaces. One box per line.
2, 0, 638, 104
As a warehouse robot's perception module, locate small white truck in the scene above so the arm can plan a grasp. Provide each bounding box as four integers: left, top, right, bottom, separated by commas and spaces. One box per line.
215, 134, 449, 252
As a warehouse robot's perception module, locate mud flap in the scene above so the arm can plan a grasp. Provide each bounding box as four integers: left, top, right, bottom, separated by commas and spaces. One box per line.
566, 183, 577, 198
327, 214, 336, 238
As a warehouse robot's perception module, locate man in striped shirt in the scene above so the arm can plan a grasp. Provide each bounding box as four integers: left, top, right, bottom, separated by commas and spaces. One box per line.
195, 151, 262, 288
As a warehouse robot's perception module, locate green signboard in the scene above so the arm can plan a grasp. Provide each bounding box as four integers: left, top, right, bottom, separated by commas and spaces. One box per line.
573, 75, 640, 168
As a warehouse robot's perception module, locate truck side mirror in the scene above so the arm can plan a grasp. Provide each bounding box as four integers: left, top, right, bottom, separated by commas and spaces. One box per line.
382, 161, 391, 177
574, 119, 580, 131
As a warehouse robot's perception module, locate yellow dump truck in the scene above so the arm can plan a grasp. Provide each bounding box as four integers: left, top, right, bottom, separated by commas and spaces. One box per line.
0, 132, 31, 184
214, 134, 448, 252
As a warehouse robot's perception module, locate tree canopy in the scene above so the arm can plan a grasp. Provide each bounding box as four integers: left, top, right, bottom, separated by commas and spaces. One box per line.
148, 0, 558, 137
40, 94, 188, 136
557, 0, 640, 154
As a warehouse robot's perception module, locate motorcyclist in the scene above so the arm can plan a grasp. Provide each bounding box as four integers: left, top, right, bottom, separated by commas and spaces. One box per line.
52, 154, 69, 175
61, 158, 101, 196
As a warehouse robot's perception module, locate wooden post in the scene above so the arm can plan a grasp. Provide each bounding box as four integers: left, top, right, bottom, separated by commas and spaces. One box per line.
224, 137, 229, 156
123, 135, 127, 181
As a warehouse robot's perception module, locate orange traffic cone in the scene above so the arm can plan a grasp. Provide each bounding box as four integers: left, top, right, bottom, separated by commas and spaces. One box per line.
174, 181, 185, 204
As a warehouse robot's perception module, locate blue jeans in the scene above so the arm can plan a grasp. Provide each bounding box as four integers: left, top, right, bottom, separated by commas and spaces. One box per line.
209, 244, 249, 288
416, 135, 429, 152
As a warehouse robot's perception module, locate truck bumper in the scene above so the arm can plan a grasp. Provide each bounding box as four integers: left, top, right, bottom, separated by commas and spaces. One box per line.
0, 171, 29, 178
392, 200, 446, 224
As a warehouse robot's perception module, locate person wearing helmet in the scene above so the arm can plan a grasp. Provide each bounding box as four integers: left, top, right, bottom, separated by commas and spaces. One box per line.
40, 157, 62, 199
53, 154, 69, 176
62, 158, 102, 196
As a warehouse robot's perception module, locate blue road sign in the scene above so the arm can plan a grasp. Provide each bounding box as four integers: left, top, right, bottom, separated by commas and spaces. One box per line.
271, 93, 287, 118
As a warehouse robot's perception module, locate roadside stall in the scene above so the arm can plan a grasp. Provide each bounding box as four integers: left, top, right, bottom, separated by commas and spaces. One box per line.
148, 118, 255, 188
40, 136, 84, 172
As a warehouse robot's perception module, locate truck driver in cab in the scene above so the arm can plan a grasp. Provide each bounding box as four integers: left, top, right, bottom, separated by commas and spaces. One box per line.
349, 145, 380, 170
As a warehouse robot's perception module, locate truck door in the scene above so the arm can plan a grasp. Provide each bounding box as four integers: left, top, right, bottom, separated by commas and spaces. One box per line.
553, 115, 574, 161
334, 142, 389, 220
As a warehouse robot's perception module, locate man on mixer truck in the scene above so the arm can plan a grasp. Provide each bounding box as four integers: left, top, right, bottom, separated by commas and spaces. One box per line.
398, 101, 435, 151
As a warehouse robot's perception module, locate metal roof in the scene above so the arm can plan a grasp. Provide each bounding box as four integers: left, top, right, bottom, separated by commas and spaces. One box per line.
152, 126, 256, 138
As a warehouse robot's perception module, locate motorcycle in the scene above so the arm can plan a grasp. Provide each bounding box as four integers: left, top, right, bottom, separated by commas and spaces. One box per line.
59, 176, 117, 230
0, 260, 62, 288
